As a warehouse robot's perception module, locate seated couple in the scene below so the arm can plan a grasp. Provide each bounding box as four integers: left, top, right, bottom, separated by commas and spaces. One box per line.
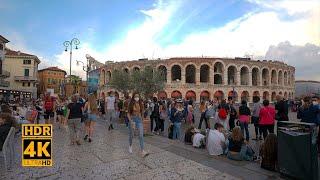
207, 124, 255, 161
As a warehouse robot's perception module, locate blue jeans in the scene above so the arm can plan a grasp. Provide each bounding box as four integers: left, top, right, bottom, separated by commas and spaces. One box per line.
227, 145, 254, 161
173, 122, 181, 140
240, 122, 249, 141
128, 116, 144, 150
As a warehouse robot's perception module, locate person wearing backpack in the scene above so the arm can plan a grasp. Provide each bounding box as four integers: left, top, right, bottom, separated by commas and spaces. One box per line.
43, 93, 55, 124
238, 100, 251, 142
217, 99, 229, 129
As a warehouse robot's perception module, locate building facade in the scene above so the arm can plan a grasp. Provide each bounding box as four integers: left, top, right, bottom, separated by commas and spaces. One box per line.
38, 67, 67, 96
3, 49, 40, 99
0, 35, 10, 88
64, 75, 87, 97
97, 57, 295, 102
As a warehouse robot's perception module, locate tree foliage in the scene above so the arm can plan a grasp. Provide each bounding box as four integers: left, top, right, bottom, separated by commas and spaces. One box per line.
109, 66, 165, 98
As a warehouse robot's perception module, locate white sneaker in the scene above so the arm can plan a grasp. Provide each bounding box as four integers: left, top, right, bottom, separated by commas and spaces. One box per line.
141, 150, 149, 157
129, 146, 133, 154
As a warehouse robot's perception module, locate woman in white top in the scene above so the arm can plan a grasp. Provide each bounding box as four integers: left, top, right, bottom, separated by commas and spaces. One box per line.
83, 94, 99, 142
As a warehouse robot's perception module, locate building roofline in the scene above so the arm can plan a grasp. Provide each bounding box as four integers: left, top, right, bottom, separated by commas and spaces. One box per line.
295, 80, 320, 84
38, 67, 67, 74
0, 35, 10, 43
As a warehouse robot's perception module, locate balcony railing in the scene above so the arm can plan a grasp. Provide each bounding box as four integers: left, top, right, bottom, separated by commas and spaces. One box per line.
0, 70, 10, 78
14, 76, 38, 82
0, 79, 10, 87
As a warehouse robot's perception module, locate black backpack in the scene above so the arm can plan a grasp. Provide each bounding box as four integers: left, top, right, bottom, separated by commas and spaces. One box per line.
152, 103, 160, 116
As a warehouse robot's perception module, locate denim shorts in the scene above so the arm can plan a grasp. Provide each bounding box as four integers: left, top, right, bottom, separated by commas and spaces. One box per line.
87, 114, 97, 122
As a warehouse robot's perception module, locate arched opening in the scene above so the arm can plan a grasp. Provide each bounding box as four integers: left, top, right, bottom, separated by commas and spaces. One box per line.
101, 69, 106, 85
214, 90, 224, 100
171, 90, 182, 99
278, 70, 283, 85
288, 71, 291, 85
271, 92, 276, 102
228, 90, 238, 102
240, 66, 249, 85
200, 91, 210, 101
284, 71, 288, 86
284, 92, 288, 99
124, 68, 129, 74
263, 91, 270, 100
271, 69, 277, 85
171, 65, 181, 82
133, 67, 140, 72
106, 71, 111, 83
241, 91, 249, 101
158, 65, 167, 82
252, 68, 260, 86
186, 64, 196, 83
214, 62, 224, 84
200, 64, 210, 83
185, 90, 196, 101
279, 91, 283, 95
253, 91, 260, 102
227, 66, 237, 85
262, 68, 270, 86
157, 91, 167, 100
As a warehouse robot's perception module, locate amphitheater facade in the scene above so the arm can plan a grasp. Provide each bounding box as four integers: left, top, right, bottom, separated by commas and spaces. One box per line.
97, 57, 295, 103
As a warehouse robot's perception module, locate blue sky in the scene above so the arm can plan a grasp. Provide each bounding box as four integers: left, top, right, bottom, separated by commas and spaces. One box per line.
1, 0, 319, 80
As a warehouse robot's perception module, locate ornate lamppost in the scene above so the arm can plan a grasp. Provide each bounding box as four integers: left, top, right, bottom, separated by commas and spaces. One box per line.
63, 38, 80, 76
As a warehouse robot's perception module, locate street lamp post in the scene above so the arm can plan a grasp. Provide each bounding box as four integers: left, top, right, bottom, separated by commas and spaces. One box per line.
76, 54, 93, 94
63, 38, 80, 76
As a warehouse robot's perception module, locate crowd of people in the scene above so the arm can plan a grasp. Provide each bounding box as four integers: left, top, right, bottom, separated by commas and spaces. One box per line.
0, 91, 319, 172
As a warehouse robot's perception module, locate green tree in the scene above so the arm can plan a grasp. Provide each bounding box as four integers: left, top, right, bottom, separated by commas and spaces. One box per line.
69, 75, 82, 94
109, 66, 165, 99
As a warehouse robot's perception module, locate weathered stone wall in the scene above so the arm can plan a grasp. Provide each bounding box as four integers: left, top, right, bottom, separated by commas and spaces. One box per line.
97, 57, 295, 102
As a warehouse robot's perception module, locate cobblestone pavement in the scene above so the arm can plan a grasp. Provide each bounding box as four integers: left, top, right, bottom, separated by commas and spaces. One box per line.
1, 119, 241, 180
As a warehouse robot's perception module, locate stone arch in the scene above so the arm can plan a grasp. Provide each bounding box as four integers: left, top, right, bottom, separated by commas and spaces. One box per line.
213, 61, 224, 84
284, 71, 288, 86
185, 90, 196, 101
262, 68, 270, 86
171, 90, 182, 99
133, 66, 140, 72
271, 69, 277, 85
158, 65, 167, 82
284, 92, 288, 99
185, 64, 196, 83
288, 71, 291, 85
251, 67, 260, 86
123, 67, 129, 74
200, 64, 210, 83
240, 66, 250, 85
241, 91, 250, 101
271, 92, 277, 102
278, 70, 283, 85
253, 91, 260, 102
228, 90, 238, 102
106, 71, 111, 83
279, 91, 283, 95
101, 69, 106, 85
263, 91, 270, 100
227, 65, 237, 85
200, 90, 210, 101
171, 64, 182, 82
157, 91, 167, 100
214, 90, 224, 100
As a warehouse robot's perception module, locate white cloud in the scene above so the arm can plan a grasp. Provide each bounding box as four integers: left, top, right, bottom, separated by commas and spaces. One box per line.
52, 0, 319, 80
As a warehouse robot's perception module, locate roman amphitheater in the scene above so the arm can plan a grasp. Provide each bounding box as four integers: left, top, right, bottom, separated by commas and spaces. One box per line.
98, 57, 295, 103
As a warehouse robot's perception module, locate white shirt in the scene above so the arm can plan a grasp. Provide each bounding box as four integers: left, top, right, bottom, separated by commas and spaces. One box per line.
106, 96, 115, 110
207, 129, 225, 156
193, 133, 205, 148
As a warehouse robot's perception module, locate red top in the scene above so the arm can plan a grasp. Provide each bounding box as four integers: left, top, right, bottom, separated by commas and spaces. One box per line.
259, 106, 276, 125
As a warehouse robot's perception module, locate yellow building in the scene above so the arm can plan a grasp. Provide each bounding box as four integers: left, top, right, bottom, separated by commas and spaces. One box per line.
38, 67, 66, 96
3, 49, 40, 99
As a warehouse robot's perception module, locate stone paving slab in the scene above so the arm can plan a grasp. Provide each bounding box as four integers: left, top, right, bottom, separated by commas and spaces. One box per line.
1, 121, 239, 180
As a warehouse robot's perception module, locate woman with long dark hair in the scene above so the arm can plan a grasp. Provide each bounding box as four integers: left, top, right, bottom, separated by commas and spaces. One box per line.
128, 92, 149, 157
260, 133, 278, 171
